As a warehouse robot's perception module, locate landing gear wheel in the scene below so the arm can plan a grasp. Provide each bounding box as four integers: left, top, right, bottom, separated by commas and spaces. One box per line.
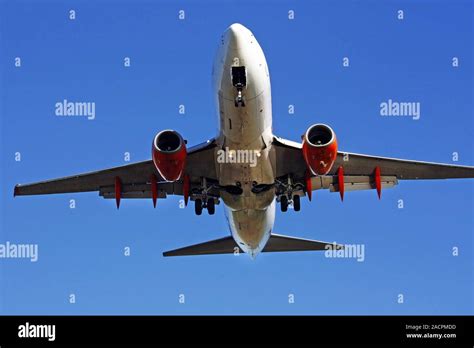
280, 195, 288, 212
195, 199, 203, 215
207, 198, 215, 215
293, 195, 301, 212
234, 94, 246, 107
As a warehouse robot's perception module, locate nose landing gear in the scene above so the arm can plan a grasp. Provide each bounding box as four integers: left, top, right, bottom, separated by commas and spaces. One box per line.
231, 66, 246, 107
234, 90, 245, 107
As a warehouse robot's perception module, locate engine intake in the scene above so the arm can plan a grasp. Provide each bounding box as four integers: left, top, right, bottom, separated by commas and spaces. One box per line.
152, 130, 187, 181
302, 124, 338, 175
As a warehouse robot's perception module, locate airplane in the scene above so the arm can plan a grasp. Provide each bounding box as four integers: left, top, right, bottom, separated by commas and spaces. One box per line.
14, 23, 474, 258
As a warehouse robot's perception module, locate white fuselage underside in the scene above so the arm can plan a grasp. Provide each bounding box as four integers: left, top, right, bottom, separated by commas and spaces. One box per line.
212, 23, 275, 257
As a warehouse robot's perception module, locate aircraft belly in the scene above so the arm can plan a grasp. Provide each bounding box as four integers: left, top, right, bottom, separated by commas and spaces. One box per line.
219, 89, 270, 146
226, 198, 275, 253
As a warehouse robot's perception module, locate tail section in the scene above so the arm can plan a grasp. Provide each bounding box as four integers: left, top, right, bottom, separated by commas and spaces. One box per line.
163, 234, 343, 257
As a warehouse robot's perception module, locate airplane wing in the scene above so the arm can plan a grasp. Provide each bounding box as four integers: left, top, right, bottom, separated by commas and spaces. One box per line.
14, 139, 219, 202
272, 136, 474, 196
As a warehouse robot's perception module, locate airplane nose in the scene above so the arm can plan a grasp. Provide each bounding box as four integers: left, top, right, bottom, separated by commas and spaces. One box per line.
224, 23, 249, 49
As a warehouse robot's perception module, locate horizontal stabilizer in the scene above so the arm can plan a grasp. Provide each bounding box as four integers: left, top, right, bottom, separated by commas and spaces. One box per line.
163, 236, 237, 257
163, 234, 343, 257
262, 233, 342, 252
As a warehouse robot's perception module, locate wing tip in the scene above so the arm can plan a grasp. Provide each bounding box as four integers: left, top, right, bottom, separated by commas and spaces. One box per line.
13, 185, 20, 197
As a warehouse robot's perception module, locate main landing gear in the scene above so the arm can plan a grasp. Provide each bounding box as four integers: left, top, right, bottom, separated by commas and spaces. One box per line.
279, 193, 301, 212
193, 177, 218, 216
194, 197, 216, 215
276, 176, 303, 213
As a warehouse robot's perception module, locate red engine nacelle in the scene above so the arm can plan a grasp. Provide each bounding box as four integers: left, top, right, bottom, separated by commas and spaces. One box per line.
152, 130, 187, 182
302, 124, 338, 175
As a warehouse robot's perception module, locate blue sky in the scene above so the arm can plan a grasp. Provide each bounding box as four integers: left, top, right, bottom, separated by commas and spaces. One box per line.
0, 0, 472, 315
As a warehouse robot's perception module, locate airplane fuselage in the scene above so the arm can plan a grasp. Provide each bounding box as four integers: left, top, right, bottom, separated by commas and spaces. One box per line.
212, 24, 275, 257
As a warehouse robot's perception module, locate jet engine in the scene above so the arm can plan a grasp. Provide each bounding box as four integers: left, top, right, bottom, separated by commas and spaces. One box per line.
302, 124, 338, 175
152, 130, 187, 181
